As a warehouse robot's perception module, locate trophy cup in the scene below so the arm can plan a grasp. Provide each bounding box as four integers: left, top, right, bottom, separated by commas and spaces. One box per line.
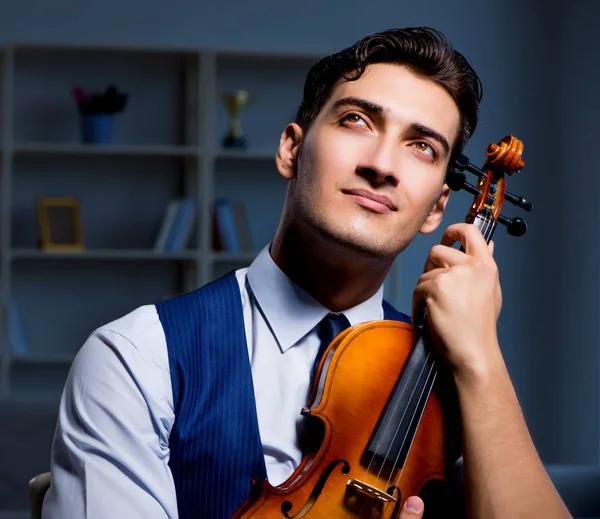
222, 90, 250, 149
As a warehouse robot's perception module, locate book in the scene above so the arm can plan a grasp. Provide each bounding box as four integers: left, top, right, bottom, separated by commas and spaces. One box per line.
8, 300, 28, 356
154, 200, 181, 251
214, 199, 241, 252
167, 198, 195, 250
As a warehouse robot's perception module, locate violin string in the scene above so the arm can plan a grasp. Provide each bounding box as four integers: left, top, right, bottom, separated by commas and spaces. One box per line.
481, 214, 494, 244
387, 355, 438, 494
362, 214, 494, 503
384, 214, 495, 494
382, 215, 495, 499
371, 344, 433, 482
366, 215, 493, 481
360, 330, 431, 479
356, 212, 495, 514
356, 349, 434, 519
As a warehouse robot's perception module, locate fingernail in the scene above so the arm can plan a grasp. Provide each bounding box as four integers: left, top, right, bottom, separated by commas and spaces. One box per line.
405, 496, 423, 513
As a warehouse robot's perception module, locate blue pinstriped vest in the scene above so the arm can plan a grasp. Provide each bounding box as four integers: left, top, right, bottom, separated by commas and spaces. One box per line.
155, 271, 411, 519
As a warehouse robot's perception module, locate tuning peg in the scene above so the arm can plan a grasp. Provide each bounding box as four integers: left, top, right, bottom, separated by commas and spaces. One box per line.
453, 154, 484, 178
453, 154, 470, 172
503, 191, 532, 212
446, 169, 466, 191
497, 215, 527, 236
446, 170, 482, 197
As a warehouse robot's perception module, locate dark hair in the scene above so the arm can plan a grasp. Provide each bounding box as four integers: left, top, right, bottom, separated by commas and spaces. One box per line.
295, 27, 483, 159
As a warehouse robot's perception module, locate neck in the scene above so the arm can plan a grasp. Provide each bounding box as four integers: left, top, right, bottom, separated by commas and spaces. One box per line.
270, 222, 394, 312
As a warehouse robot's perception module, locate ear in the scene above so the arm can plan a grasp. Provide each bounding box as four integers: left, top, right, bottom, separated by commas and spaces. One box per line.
419, 184, 451, 234
276, 123, 303, 180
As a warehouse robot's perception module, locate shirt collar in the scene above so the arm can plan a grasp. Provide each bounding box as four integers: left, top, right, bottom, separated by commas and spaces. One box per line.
246, 244, 384, 352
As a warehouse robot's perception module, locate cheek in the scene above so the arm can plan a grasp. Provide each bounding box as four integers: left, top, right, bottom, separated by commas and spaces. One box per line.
303, 139, 356, 193
400, 168, 443, 206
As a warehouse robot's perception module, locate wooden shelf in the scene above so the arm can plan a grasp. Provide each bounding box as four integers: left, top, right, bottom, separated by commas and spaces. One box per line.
214, 148, 276, 161
10, 249, 199, 261
210, 251, 257, 262
12, 142, 200, 158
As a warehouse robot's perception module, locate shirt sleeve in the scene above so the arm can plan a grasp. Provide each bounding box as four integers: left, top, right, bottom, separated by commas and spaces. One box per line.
42, 305, 179, 519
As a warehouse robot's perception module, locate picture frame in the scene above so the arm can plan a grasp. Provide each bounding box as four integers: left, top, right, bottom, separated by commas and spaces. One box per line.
37, 197, 85, 252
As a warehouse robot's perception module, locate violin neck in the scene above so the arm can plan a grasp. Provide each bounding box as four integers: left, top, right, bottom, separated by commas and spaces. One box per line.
468, 211, 497, 245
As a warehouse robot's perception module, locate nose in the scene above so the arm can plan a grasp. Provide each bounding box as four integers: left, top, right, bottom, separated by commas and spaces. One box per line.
355, 138, 399, 187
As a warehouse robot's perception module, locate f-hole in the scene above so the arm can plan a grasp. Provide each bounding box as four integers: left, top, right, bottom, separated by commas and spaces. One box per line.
280, 459, 350, 518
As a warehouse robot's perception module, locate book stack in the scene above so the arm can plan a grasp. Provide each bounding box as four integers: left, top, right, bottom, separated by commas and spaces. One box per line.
213, 198, 252, 252
154, 198, 196, 251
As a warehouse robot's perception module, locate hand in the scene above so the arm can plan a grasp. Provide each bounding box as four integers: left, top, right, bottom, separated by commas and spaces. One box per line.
400, 496, 425, 518
412, 223, 502, 377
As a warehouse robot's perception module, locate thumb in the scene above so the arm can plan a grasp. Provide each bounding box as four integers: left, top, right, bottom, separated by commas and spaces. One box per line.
399, 496, 424, 518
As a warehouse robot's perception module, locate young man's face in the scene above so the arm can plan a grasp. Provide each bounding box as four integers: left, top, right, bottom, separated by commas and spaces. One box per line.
279, 62, 461, 258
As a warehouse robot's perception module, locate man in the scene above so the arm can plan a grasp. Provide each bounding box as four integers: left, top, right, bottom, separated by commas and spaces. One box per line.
42, 27, 570, 518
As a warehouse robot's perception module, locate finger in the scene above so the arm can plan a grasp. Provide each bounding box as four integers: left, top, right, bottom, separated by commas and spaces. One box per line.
413, 269, 446, 323
439, 223, 492, 259
489, 240, 495, 255
416, 268, 445, 285
412, 278, 437, 325
423, 243, 471, 273
399, 496, 424, 518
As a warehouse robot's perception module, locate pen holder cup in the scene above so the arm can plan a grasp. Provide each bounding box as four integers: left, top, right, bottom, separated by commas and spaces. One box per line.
80, 114, 113, 144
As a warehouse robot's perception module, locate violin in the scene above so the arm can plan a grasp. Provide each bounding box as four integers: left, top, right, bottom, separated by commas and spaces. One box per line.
231, 135, 531, 518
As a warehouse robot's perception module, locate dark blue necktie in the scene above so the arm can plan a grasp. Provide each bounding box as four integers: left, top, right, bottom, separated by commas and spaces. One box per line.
312, 312, 351, 377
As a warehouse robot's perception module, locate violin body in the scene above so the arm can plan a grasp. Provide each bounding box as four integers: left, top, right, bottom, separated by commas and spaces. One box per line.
232, 321, 458, 519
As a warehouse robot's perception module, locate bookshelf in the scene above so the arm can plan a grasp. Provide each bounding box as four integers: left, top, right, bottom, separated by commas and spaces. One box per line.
0, 43, 401, 400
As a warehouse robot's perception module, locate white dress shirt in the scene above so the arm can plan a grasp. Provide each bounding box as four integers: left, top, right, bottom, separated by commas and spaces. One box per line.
42, 244, 385, 519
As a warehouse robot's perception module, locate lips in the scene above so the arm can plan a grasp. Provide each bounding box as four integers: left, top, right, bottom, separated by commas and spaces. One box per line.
342, 189, 397, 211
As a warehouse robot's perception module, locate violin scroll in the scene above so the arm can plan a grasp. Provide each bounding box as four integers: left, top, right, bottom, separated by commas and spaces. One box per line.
485, 135, 525, 175
446, 135, 531, 238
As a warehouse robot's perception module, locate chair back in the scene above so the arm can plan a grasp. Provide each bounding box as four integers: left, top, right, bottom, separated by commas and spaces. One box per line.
28, 472, 51, 519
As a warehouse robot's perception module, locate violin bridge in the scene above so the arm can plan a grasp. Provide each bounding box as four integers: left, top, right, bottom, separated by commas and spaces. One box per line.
344, 479, 397, 517
346, 479, 396, 503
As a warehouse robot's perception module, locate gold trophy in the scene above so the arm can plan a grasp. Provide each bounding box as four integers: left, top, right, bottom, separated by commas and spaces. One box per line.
222, 90, 250, 149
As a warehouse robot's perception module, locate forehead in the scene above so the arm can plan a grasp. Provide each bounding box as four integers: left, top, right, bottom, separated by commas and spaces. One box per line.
322, 63, 460, 144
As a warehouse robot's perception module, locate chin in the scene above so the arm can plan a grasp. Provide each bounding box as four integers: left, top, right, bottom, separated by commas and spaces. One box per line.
346, 237, 400, 258
298, 204, 407, 257
316, 221, 401, 259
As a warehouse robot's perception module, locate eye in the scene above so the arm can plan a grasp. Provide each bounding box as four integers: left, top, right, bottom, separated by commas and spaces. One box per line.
413, 141, 437, 158
340, 112, 367, 126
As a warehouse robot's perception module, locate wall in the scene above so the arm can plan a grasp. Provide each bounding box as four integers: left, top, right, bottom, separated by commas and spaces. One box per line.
558, 0, 600, 464
0, 0, 592, 465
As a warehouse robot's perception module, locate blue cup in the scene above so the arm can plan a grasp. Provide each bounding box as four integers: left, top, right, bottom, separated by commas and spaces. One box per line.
80, 114, 113, 144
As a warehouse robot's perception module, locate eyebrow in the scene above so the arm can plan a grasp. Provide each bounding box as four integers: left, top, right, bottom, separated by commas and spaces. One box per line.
330, 96, 451, 157
330, 96, 385, 118
410, 123, 451, 157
